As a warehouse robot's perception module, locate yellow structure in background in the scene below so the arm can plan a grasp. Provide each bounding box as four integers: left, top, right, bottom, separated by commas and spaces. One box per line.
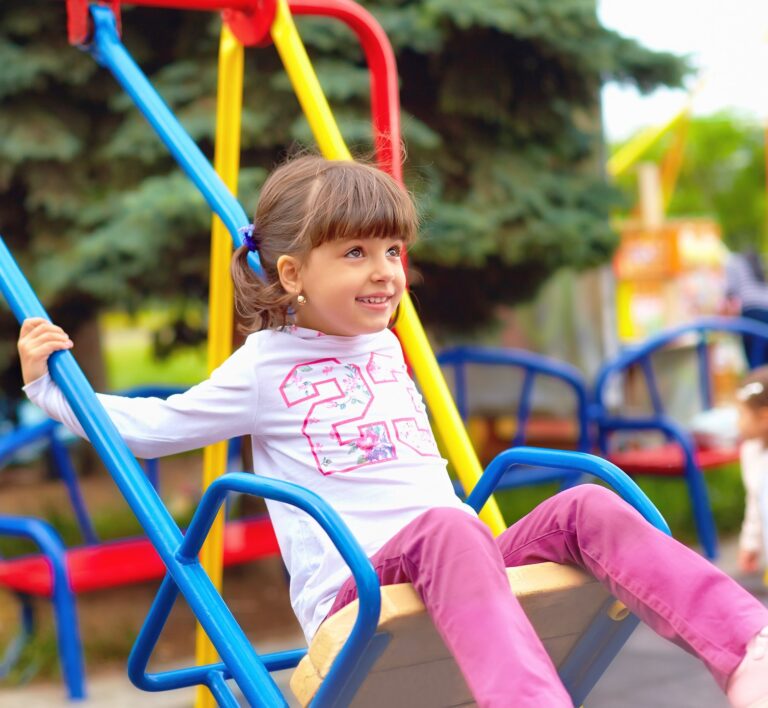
607, 103, 691, 179
268, 0, 505, 534
195, 25, 243, 708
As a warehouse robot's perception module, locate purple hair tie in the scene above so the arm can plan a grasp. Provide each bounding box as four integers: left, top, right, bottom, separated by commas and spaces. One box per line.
239, 223, 260, 252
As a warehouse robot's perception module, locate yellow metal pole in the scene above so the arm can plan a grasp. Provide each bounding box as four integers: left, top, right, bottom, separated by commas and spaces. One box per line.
607, 108, 688, 179
194, 25, 243, 708
270, 0, 505, 534
659, 109, 690, 210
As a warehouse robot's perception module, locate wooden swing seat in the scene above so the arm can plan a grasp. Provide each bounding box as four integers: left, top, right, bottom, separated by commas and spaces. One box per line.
291, 561, 624, 707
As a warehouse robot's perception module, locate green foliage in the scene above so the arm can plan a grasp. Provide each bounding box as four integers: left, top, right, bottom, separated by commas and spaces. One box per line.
613, 111, 766, 253
0, 0, 688, 401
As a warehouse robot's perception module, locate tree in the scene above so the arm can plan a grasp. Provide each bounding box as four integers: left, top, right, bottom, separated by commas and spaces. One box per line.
0, 0, 687, 402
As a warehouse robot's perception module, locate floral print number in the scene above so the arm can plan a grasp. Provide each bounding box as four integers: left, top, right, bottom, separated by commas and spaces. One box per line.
279, 358, 396, 476
366, 353, 440, 458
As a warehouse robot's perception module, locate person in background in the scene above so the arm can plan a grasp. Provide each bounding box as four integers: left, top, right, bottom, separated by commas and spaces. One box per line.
725, 249, 768, 368
735, 367, 768, 585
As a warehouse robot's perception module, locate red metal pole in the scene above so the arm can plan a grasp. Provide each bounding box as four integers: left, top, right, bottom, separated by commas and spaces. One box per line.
289, 0, 402, 182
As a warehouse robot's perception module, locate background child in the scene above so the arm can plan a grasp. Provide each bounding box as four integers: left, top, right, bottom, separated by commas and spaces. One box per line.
17, 156, 768, 707
736, 367, 768, 579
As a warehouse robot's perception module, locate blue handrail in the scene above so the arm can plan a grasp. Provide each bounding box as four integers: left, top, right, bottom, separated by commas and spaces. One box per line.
0, 231, 390, 703
0, 236, 281, 705
87, 5, 262, 275
0, 516, 84, 699
593, 316, 768, 413
467, 447, 670, 535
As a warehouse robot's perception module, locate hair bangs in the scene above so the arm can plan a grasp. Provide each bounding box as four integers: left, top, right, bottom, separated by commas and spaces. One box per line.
305, 163, 418, 248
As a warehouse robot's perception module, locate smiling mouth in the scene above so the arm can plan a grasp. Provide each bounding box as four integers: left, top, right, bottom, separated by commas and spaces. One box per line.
356, 296, 392, 304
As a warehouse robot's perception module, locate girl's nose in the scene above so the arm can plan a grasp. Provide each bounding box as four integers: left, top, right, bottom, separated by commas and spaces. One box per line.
371, 258, 397, 281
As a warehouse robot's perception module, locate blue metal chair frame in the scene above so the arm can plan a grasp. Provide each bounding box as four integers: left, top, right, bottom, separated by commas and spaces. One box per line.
438, 346, 591, 489
0, 6, 669, 703
468, 447, 669, 706
592, 316, 768, 559
0, 392, 252, 701
0, 420, 89, 699
1, 418, 98, 544
0, 515, 84, 699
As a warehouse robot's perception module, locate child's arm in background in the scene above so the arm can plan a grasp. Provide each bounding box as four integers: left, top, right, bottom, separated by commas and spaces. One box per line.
18, 318, 258, 459
739, 443, 764, 573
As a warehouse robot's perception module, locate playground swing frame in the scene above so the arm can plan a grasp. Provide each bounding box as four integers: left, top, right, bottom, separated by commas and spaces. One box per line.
0, 1, 670, 705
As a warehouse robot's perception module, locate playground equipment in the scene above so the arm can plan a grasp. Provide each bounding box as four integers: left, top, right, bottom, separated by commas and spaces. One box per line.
0, 0, 671, 704
0, 407, 279, 700
593, 316, 768, 560
438, 345, 590, 489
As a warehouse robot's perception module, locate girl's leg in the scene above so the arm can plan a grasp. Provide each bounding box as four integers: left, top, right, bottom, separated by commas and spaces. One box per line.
326, 507, 572, 708
496, 485, 768, 690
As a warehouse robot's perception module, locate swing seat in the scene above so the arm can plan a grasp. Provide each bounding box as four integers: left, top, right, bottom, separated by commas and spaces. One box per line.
291, 561, 622, 707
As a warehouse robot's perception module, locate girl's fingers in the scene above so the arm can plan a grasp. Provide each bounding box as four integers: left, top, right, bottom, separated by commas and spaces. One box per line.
20, 318, 68, 336
20, 317, 50, 335
19, 334, 73, 358
19, 326, 71, 348
24, 331, 71, 346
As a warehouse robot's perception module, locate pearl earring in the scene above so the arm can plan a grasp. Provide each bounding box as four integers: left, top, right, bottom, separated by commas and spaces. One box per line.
297, 294, 308, 306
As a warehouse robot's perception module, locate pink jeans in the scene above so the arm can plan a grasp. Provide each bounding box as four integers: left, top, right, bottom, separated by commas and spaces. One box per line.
326, 485, 768, 708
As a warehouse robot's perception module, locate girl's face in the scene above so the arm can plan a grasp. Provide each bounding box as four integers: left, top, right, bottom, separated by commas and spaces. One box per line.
737, 402, 768, 442
287, 237, 406, 336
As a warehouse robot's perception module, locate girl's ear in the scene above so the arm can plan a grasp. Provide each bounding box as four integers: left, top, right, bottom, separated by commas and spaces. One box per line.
276, 255, 302, 296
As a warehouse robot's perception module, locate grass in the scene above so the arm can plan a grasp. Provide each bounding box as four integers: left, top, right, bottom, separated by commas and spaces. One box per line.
101, 309, 207, 390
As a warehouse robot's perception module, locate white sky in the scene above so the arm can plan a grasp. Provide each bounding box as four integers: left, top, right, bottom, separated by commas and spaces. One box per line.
599, 0, 768, 141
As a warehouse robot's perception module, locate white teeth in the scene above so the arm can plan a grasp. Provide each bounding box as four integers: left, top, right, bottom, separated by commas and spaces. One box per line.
359, 297, 388, 304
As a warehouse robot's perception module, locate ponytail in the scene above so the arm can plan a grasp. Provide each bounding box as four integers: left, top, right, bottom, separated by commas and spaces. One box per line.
230, 245, 294, 333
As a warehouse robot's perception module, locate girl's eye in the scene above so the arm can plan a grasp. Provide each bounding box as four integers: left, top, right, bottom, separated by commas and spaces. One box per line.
387, 245, 402, 257
345, 247, 363, 258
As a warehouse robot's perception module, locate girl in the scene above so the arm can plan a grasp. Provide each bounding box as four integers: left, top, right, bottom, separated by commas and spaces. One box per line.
736, 367, 768, 581
18, 156, 768, 707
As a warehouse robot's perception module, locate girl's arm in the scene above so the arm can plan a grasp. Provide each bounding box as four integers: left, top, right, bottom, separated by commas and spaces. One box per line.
18, 318, 259, 459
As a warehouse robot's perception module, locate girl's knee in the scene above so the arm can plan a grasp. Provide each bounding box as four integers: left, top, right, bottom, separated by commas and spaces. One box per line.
415, 507, 492, 545
559, 484, 627, 516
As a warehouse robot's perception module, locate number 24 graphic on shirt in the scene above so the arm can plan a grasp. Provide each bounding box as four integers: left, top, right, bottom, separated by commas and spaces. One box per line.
279, 353, 438, 476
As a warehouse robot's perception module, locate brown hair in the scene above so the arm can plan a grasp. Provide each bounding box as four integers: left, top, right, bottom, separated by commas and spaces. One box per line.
231, 155, 418, 333
737, 365, 768, 409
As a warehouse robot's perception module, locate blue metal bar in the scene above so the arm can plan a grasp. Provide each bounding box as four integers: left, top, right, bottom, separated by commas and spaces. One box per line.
0, 594, 35, 680
639, 355, 663, 416
180, 474, 384, 706
593, 316, 768, 411
49, 433, 99, 544
454, 361, 468, 420
696, 332, 712, 410
130, 473, 384, 704
207, 671, 239, 708
86, 6, 261, 275
437, 346, 591, 453
467, 447, 670, 534
595, 417, 717, 558
464, 446, 669, 706
512, 369, 535, 448
143, 458, 160, 491
0, 516, 85, 700
0, 419, 57, 466
559, 599, 640, 704
0, 417, 97, 543
0, 237, 285, 707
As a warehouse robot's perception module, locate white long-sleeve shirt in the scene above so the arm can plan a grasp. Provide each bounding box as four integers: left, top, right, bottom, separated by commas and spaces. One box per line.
738, 438, 767, 559
24, 325, 472, 640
